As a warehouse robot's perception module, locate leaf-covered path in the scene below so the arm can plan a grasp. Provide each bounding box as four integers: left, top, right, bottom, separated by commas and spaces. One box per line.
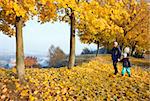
0, 59, 150, 101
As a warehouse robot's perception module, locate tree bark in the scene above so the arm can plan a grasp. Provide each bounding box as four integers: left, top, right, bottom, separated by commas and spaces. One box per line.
131, 46, 136, 56
120, 42, 124, 51
16, 16, 25, 82
68, 11, 75, 69
96, 41, 100, 57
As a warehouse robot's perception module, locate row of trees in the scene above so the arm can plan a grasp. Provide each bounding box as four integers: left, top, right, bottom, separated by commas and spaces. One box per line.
0, 0, 149, 82
78, 0, 150, 53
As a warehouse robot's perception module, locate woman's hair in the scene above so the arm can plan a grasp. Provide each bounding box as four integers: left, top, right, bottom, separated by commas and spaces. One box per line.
114, 41, 118, 46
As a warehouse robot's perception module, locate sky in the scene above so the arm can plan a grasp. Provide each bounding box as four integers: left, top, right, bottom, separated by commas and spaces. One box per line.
0, 18, 96, 56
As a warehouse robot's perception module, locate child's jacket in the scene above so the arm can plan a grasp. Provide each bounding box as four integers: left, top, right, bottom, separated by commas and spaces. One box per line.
120, 58, 131, 67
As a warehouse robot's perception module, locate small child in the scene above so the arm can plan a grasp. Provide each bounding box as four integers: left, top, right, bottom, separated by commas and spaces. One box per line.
120, 51, 131, 77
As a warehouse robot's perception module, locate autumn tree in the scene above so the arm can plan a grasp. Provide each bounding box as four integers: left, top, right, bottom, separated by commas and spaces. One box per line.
106, 0, 150, 51
124, 1, 150, 55
77, 0, 116, 56
48, 45, 66, 67
0, 0, 41, 82
78, 0, 149, 56
24, 56, 38, 68
0, 20, 15, 37
37, 0, 57, 23
56, 0, 89, 68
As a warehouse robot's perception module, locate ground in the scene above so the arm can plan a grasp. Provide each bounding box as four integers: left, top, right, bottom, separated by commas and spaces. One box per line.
0, 55, 150, 101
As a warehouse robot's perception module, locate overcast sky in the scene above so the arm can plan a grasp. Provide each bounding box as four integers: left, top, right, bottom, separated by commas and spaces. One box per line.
0, 18, 96, 56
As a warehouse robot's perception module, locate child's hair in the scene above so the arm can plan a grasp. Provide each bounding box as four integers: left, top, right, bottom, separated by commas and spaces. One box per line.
124, 47, 130, 53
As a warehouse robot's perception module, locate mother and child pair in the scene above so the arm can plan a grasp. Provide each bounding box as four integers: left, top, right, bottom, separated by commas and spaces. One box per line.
111, 42, 131, 77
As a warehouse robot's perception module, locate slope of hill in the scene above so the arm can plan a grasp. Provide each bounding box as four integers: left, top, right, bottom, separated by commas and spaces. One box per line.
0, 57, 149, 101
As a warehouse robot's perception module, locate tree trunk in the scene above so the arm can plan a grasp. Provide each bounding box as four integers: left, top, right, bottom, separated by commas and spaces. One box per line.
105, 45, 110, 54
131, 46, 136, 56
120, 42, 124, 51
16, 16, 25, 82
68, 11, 75, 69
96, 41, 100, 57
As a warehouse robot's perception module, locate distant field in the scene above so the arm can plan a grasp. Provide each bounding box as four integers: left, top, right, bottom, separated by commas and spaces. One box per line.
76, 54, 150, 69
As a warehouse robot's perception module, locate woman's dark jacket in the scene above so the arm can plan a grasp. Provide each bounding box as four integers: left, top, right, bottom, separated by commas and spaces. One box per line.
111, 47, 121, 62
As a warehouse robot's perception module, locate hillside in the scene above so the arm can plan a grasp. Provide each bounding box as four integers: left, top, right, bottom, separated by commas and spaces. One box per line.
0, 57, 150, 101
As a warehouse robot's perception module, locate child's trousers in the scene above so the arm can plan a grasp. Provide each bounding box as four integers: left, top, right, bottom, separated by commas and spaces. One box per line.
121, 67, 131, 77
